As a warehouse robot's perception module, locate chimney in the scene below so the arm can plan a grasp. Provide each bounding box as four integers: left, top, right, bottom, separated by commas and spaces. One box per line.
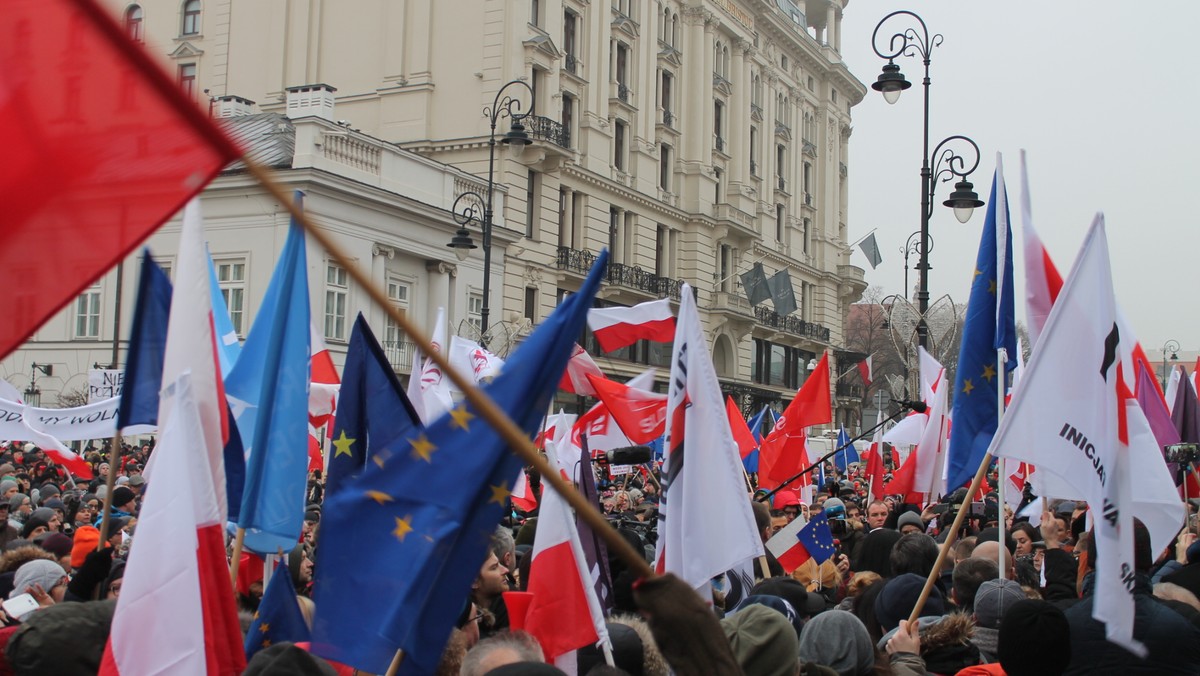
285, 84, 337, 121
214, 95, 256, 118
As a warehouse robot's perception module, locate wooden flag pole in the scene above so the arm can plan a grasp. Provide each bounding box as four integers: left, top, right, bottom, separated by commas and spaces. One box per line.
242, 160, 655, 580
229, 527, 246, 588
96, 432, 124, 551
905, 451, 993, 626
383, 649, 405, 676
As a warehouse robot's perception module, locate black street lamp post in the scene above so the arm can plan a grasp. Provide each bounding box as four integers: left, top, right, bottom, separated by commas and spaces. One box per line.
871, 10, 984, 350
1162, 339, 1181, 390
447, 79, 534, 346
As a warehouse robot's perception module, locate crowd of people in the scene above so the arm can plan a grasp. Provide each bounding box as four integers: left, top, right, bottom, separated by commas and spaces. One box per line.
0, 440, 1198, 676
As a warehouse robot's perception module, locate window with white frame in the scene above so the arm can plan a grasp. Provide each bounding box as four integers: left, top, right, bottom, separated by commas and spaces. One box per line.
74, 283, 102, 339
125, 5, 144, 42
324, 264, 349, 341
214, 258, 246, 335
384, 278, 411, 368
467, 292, 484, 334
179, 63, 197, 99
181, 0, 201, 35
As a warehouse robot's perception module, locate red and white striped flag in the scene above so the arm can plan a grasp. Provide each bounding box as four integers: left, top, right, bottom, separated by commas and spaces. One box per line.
585, 373, 667, 444
100, 374, 245, 675
559, 343, 604, 396
857, 356, 873, 387
308, 323, 340, 429
586, 298, 676, 353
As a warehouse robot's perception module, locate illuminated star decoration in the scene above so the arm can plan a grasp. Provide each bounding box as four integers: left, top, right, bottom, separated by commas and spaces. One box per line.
332, 430, 356, 458
962, 379, 975, 395
393, 515, 414, 542
449, 405, 475, 432
409, 434, 437, 463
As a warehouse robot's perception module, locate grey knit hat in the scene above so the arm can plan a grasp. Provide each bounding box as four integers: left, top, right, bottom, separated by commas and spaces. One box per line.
10, 559, 68, 598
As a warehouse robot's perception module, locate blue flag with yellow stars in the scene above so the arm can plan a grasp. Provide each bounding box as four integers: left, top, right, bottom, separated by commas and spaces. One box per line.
310, 249, 610, 675
797, 511, 837, 565
833, 425, 858, 472
326, 313, 421, 496
244, 562, 311, 660
947, 161, 1017, 492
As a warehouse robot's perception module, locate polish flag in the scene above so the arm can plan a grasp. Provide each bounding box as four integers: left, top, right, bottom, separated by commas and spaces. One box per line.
100, 374, 245, 676
884, 348, 948, 502
307, 432, 323, 472
20, 422, 94, 480
587, 299, 676, 353
862, 410, 885, 501
585, 374, 667, 444
571, 370, 655, 454
511, 469, 538, 513
559, 343, 604, 395
757, 353, 832, 487
524, 447, 609, 663
857, 356, 873, 387
309, 323, 340, 429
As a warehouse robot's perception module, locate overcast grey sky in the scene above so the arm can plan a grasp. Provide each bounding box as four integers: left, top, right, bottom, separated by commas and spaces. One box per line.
840, 2, 1200, 353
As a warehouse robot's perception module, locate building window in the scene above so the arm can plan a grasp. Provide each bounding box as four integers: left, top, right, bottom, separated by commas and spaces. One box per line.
178, 63, 197, 99
125, 5, 144, 42
752, 339, 807, 388
776, 204, 785, 242
324, 264, 349, 341
564, 10, 578, 72
660, 71, 674, 125
803, 161, 812, 199
467, 292, 484, 334
615, 42, 629, 89
524, 287, 538, 322
718, 245, 731, 292
750, 127, 759, 175
609, 207, 620, 255
530, 0, 541, 27
530, 67, 543, 112
832, 88, 838, 104
659, 144, 671, 191
714, 167, 723, 205
713, 100, 725, 152
614, 119, 627, 171
802, 217, 810, 254
74, 283, 101, 339
525, 170, 540, 239
655, 224, 667, 277
561, 93, 575, 147
181, 0, 201, 35
384, 279, 411, 368
776, 144, 786, 190
214, 258, 246, 335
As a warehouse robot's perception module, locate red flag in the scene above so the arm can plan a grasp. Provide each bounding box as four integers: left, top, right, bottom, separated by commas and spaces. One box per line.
857, 356, 873, 387
559, 344, 603, 395
585, 374, 666, 444
0, 0, 240, 361
726, 396, 758, 459
757, 353, 832, 486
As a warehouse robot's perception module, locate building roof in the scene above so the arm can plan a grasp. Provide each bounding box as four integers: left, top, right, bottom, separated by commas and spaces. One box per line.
218, 113, 295, 171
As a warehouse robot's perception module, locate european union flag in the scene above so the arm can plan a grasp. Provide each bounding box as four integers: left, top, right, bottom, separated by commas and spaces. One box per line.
311, 250, 610, 675
244, 562, 311, 660
833, 426, 858, 472
326, 313, 421, 496
947, 162, 1017, 492
227, 192, 311, 555
797, 511, 837, 564
117, 250, 172, 431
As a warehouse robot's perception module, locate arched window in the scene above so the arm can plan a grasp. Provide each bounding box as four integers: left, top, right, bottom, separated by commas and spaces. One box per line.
125, 5, 143, 42
181, 0, 201, 36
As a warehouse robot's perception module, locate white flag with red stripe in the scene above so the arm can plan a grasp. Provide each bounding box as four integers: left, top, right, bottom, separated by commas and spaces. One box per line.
308, 323, 340, 428
585, 373, 667, 444
586, 298, 676, 353
406, 307, 454, 424
560, 343, 604, 396
524, 445, 610, 663
571, 370, 655, 455
100, 373, 245, 676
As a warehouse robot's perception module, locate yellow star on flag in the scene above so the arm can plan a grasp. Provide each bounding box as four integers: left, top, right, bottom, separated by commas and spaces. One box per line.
262, 639, 271, 648
973, 268, 982, 278
366, 490, 394, 505
409, 434, 437, 463
962, 379, 975, 395
372, 450, 392, 469
332, 430, 356, 458
488, 483, 511, 505
988, 279, 997, 295
259, 623, 270, 633
981, 364, 996, 383
393, 515, 414, 542
449, 405, 475, 432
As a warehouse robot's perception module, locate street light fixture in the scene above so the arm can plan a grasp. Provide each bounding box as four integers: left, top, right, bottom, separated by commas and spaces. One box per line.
871, 10, 984, 349
25, 362, 51, 408
1162, 339, 1181, 389
446, 78, 534, 344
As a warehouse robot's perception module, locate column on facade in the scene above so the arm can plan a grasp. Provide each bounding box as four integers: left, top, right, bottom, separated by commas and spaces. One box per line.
833, 6, 843, 53
731, 42, 748, 186
826, 5, 838, 50
682, 10, 706, 161
765, 74, 778, 206
587, 3, 608, 123
701, 21, 715, 158
425, 259, 455, 328
610, 206, 626, 263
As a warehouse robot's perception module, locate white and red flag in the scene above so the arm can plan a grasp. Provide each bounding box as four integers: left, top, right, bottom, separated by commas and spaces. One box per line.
586, 374, 667, 444
757, 353, 832, 488
586, 298, 676, 353
524, 445, 610, 666
862, 409, 886, 501
559, 343, 605, 396
886, 348, 949, 502
655, 284, 763, 590
992, 216, 1183, 656
100, 374, 245, 675
308, 323, 340, 428
571, 370, 655, 455
406, 306, 454, 424
857, 356, 873, 387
